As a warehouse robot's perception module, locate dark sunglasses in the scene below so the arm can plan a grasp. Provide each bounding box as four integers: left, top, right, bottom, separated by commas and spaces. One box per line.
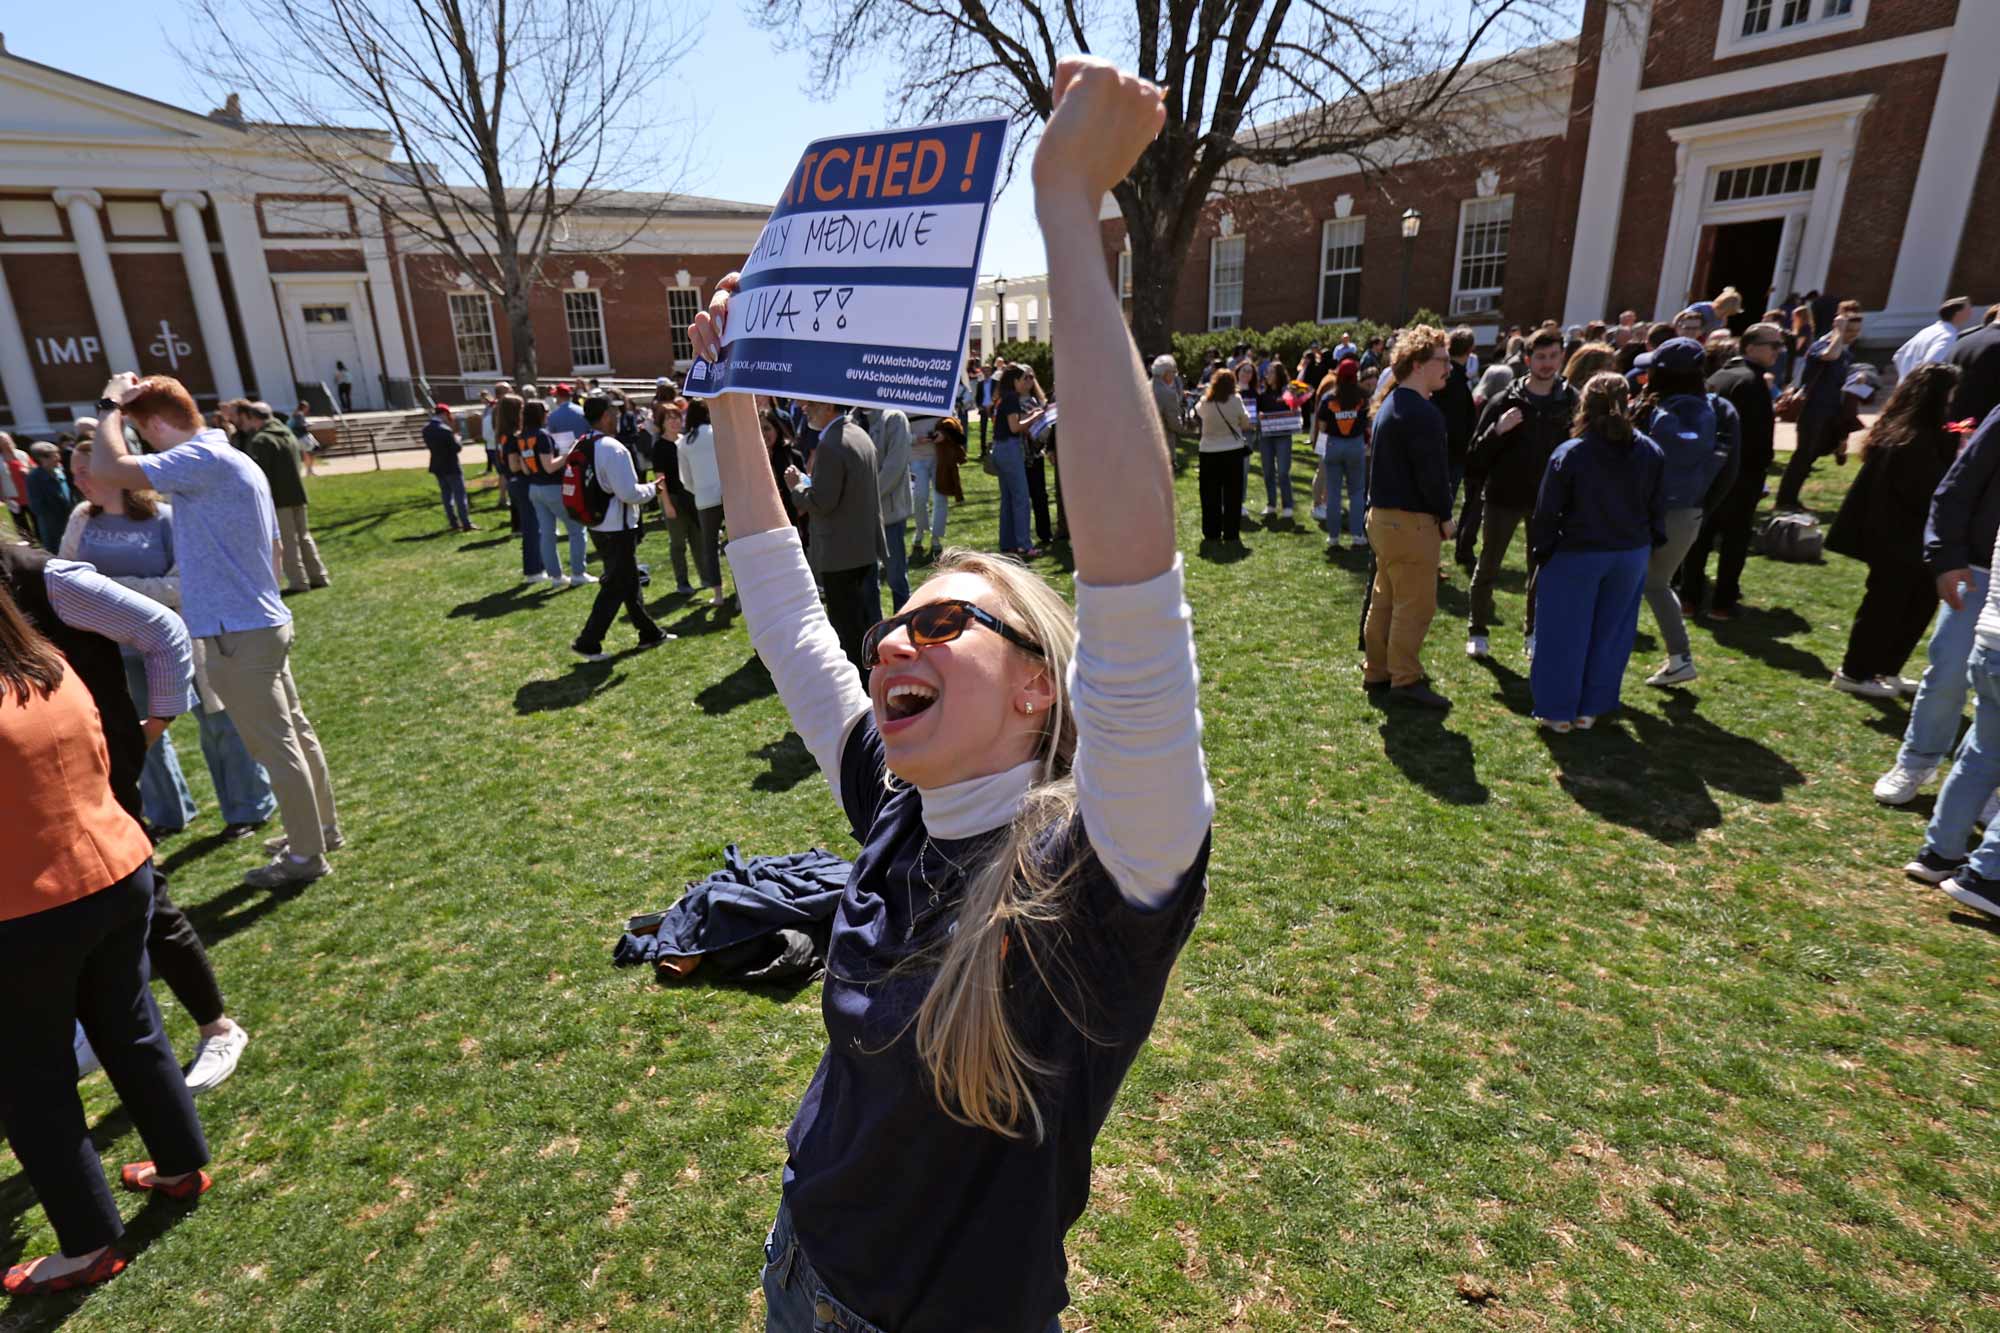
862, 599, 1045, 669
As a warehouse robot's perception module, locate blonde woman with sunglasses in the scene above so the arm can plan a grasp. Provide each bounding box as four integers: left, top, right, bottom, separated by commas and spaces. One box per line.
692, 58, 1212, 1333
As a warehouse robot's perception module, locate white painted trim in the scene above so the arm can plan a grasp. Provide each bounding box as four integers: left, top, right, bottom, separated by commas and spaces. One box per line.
1887, 0, 2000, 315
444, 290, 503, 379
1650, 95, 1872, 321
1714, 0, 1869, 61
359, 217, 412, 383
272, 275, 386, 410
1563, 0, 1652, 327
1316, 217, 1365, 323
1207, 235, 1245, 331
1634, 26, 1949, 114
258, 237, 369, 253
561, 287, 612, 373
1449, 195, 1514, 318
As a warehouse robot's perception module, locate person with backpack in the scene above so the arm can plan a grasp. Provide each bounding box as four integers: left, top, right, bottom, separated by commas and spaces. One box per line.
691, 61, 1212, 1333
569, 393, 673, 661
1314, 359, 1370, 553
523, 400, 595, 589
1681, 322, 1782, 620
1633, 338, 1740, 688
1463, 329, 1577, 661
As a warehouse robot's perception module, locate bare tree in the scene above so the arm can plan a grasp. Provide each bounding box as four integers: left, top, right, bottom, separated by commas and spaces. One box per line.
754, 0, 1613, 354
190, 0, 694, 383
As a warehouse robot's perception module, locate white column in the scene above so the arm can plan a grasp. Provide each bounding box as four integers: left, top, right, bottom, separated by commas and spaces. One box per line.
51, 189, 139, 374
1562, 0, 1653, 325
361, 214, 413, 390
160, 191, 246, 401
982, 301, 996, 355
1886, 0, 2000, 316
210, 197, 297, 407
0, 259, 48, 433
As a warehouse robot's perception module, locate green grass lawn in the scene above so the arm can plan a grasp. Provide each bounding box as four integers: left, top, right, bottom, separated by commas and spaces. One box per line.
5, 444, 1998, 1332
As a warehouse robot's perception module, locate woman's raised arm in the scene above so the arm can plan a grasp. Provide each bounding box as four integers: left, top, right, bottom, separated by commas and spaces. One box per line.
690, 282, 870, 806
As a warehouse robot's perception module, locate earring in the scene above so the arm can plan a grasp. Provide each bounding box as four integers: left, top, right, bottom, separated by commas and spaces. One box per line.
1023, 702, 1035, 714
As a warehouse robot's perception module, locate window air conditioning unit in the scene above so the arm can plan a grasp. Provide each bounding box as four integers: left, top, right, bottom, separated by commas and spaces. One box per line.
1451, 293, 1499, 316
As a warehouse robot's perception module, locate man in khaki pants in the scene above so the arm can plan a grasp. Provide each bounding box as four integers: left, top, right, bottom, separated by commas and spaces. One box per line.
235, 401, 329, 593
90, 374, 343, 889
1362, 327, 1456, 710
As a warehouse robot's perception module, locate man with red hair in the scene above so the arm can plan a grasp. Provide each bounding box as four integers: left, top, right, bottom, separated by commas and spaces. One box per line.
85, 373, 343, 890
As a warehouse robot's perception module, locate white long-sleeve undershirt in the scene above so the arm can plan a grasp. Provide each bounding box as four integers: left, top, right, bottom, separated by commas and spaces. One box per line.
728, 526, 1212, 907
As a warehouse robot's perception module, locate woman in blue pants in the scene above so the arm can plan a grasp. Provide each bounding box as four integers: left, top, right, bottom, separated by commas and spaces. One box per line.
1528, 373, 1666, 731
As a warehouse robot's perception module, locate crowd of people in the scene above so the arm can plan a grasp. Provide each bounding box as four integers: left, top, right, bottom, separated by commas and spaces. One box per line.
5, 45, 2000, 1328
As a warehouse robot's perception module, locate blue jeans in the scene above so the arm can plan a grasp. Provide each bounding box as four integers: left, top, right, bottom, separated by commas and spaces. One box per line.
1530, 546, 1650, 723
1925, 645, 2000, 877
1258, 431, 1294, 511
993, 436, 1031, 552
1323, 436, 1367, 540
123, 653, 196, 833
193, 699, 276, 826
910, 456, 948, 544
762, 1201, 1061, 1333
1897, 566, 1990, 772
881, 519, 910, 611
508, 475, 544, 575
435, 470, 470, 528
528, 482, 586, 579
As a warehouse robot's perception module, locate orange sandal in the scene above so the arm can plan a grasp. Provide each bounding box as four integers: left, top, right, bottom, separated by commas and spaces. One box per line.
119, 1162, 213, 1201
3, 1248, 128, 1295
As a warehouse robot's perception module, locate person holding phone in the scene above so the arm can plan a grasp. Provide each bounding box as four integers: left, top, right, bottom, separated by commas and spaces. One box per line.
1775, 303, 1862, 512
692, 59, 1212, 1333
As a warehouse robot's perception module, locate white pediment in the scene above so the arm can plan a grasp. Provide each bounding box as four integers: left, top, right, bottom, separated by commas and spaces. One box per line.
0, 54, 246, 149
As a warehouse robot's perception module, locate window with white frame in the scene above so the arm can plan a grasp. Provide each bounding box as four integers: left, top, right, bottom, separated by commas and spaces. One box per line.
1208, 236, 1244, 331
1712, 154, 1820, 204
1451, 196, 1512, 317
1720, 0, 1865, 57
1318, 218, 1364, 322
564, 290, 609, 370
666, 288, 701, 363
1117, 248, 1133, 317
448, 292, 499, 376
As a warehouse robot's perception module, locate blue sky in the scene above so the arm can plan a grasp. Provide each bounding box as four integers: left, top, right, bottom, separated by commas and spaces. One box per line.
8, 1, 1551, 281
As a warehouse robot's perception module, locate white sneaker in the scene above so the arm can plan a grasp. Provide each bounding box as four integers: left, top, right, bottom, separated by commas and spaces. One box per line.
569, 572, 598, 587
1344, 534, 1365, 550
1575, 715, 1596, 730
1646, 655, 1698, 687
524, 572, 552, 585
1873, 763, 1937, 806
263, 824, 345, 856
1310, 505, 1327, 522
1280, 506, 1294, 519
1894, 676, 1920, 697
1830, 671, 1898, 699
1538, 717, 1572, 733
1524, 633, 1536, 666
185, 1020, 249, 1094
1466, 635, 1490, 658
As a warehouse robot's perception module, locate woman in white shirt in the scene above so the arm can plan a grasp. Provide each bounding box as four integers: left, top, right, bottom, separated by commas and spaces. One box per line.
676, 400, 728, 606
1194, 368, 1250, 545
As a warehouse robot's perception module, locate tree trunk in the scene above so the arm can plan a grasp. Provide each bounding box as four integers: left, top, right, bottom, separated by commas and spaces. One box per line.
506, 285, 538, 385
1126, 213, 1178, 359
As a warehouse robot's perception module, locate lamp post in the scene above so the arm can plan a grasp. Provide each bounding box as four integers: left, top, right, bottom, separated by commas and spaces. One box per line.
1398, 208, 1422, 326
992, 274, 1009, 347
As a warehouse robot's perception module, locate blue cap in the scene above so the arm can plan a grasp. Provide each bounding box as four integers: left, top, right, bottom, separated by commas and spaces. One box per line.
1652, 337, 1706, 373
1632, 351, 1655, 371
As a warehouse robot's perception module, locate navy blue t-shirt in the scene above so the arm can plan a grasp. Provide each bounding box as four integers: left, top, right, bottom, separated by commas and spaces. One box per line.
1529, 427, 1667, 564
782, 716, 1210, 1333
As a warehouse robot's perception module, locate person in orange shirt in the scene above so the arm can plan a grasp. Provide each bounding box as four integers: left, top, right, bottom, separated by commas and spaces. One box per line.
0, 582, 212, 1297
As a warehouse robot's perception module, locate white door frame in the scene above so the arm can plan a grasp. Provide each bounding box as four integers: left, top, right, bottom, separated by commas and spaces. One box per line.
1655, 94, 1875, 320
271, 273, 384, 410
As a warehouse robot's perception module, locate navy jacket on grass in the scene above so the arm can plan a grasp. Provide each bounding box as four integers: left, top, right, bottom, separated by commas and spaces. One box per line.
781, 716, 1209, 1333
1367, 386, 1453, 519
1530, 428, 1667, 564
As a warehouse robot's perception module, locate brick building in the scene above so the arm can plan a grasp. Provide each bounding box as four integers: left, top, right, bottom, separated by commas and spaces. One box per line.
1102, 0, 1997, 347
0, 38, 765, 437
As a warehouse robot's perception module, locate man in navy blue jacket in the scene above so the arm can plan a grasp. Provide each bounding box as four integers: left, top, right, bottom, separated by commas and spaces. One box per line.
1874, 406, 2000, 806
1363, 326, 1456, 709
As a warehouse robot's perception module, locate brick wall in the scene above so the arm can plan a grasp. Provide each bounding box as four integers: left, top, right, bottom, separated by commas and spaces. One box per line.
1641, 0, 1955, 90
108, 252, 227, 398
1100, 134, 1568, 341
263, 248, 366, 273
403, 250, 749, 381
1605, 57, 1944, 317
3, 253, 101, 407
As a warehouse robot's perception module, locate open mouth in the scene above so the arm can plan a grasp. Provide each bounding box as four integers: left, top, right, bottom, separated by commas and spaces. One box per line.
883, 681, 939, 722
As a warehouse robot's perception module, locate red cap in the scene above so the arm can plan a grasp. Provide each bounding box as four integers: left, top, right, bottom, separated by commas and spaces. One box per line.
554, 383, 573, 396
433, 402, 452, 414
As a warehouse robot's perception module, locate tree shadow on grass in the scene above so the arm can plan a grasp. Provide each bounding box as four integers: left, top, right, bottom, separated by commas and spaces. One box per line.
312, 495, 436, 537
750, 732, 815, 793
457, 534, 515, 553
447, 584, 555, 622
514, 660, 625, 715
696, 654, 776, 716
154, 828, 238, 878
392, 526, 462, 543
1378, 709, 1489, 806
1705, 604, 1829, 682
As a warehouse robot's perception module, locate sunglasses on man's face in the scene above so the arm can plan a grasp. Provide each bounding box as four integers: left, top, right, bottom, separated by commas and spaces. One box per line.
862, 598, 1045, 670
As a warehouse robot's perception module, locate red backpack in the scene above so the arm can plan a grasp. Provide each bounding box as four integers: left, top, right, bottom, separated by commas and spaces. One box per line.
561, 432, 615, 525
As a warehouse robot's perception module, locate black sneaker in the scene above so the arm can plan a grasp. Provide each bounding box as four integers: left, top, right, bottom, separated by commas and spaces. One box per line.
571, 641, 609, 662
1904, 848, 1967, 885
220, 820, 267, 842
1389, 679, 1452, 710
1941, 871, 2000, 920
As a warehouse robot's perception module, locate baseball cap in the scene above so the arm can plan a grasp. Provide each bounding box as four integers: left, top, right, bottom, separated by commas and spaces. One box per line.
554, 383, 573, 396
434, 402, 452, 414
1651, 337, 1706, 373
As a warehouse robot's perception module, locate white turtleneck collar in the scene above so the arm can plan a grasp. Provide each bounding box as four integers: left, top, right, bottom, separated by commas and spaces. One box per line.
914, 760, 1042, 841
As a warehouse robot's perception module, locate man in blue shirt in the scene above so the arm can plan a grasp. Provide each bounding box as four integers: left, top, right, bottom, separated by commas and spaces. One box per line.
1363, 326, 1456, 709
86, 372, 344, 890
544, 382, 590, 449
422, 404, 475, 532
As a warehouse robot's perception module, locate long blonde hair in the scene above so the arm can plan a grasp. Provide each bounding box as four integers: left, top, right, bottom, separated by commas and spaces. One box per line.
905, 548, 1085, 1143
